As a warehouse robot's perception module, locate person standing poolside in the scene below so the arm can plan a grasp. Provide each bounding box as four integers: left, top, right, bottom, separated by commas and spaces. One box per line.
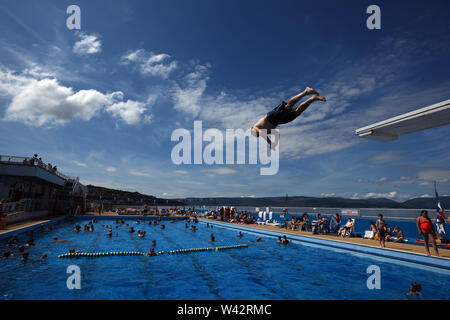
435, 210, 446, 238
251, 87, 326, 150
417, 210, 440, 257
376, 214, 388, 248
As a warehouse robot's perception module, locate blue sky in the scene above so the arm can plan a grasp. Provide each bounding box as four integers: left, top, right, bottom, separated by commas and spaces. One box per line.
1, 0, 450, 200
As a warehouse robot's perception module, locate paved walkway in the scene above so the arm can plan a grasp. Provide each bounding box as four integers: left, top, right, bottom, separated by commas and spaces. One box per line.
0, 217, 57, 235
200, 218, 450, 259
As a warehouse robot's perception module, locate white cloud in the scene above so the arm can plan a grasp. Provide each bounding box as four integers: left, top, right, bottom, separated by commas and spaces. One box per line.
201, 167, 238, 175
106, 166, 117, 172
72, 160, 87, 167
121, 49, 177, 78
174, 170, 188, 174
176, 180, 204, 185
128, 169, 151, 177
320, 193, 336, 197
0, 67, 150, 126
172, 64, 210, 117
352, 191, 399, 199
106, 100, 149, 125
370, 151, 404, 164
73, 32, 102, 55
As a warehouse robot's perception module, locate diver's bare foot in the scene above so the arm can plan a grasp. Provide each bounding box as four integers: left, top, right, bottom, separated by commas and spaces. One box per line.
305, 87, 319, 95
314, 94, 327, 102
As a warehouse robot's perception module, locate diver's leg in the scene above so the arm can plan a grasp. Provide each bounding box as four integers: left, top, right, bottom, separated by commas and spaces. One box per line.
285, 87, 318, 108
294, 94, 327, 116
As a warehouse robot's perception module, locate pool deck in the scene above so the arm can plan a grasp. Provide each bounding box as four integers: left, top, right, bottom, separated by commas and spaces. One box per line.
0, 217, 57, 235
198, 218, 450, 260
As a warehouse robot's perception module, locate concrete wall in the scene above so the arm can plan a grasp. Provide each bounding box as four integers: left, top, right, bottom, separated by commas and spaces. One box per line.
6, 210, 51, 225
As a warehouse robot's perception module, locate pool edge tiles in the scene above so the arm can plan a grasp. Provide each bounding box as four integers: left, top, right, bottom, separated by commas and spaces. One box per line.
0, 216, 66, 241
0, 215, 184, 241
200, 220, 450, 271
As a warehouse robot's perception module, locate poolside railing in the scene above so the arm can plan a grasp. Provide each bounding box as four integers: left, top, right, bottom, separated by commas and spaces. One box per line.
0, 154, 78, 182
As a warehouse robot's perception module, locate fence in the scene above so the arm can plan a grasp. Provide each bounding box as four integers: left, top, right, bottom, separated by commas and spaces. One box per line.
0, 154, 78, 182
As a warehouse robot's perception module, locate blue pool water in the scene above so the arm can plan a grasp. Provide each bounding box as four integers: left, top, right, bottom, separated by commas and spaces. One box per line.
1, 217, 449, 300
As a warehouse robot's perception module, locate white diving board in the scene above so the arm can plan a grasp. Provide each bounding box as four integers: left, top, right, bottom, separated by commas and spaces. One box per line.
355, 99, 450, 141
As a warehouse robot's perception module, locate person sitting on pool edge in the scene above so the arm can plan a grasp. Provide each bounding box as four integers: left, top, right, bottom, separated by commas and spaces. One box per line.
390, 226, 405, 243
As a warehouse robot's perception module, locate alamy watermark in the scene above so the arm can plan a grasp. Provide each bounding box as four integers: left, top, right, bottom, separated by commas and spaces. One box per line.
66, 5, 81, 30
366, 265, 381, 290
171, 121, 279, 175
66, 265, 81, 289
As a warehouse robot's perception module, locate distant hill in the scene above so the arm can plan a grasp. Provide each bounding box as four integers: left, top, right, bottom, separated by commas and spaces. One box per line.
403, 196, 450, 209
86, 185, 181, 205
179, 196, 450, 209
85, 184, 449, 209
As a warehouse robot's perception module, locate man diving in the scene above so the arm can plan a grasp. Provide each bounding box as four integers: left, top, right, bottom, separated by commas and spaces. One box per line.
251, 87, 326, 149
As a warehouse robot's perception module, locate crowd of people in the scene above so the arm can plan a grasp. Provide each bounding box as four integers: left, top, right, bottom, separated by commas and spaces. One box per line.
23, 154, 58, 173
204, 206, 255, 224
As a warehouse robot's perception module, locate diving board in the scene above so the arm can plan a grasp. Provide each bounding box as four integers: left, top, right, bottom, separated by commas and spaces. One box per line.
355, 99, 450, 141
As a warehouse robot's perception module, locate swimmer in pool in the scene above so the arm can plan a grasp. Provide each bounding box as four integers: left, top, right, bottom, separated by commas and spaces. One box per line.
107, 229, 113, 237
138, 230, 146, 238
210, 233, 215, 242
146, 247, 158, 256
191, 225, 197, 231
129, 227, 135, 233
152, 240, 156, 247
278, 235, 289, 244
22, 252, 29, 260
238, 231, 243, 238
160, 224, 165, 230
185, 223, 189, 228
53, 237, 70, 243
40, 254, 47, 260
74, 225, 81, 232
2, 250, 11, 258
251, 87, 326, 150
406, 282, 423, 299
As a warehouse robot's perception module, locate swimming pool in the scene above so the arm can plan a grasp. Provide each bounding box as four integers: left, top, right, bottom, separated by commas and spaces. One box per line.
1, 217, 449, 300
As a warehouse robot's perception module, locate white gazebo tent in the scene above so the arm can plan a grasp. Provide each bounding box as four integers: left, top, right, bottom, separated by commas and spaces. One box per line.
355, 99, 450, 141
